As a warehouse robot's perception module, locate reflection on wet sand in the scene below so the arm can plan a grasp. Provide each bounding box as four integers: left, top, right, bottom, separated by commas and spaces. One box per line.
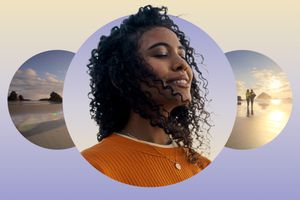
226, 99, 292, 149
8, 101, 74, 149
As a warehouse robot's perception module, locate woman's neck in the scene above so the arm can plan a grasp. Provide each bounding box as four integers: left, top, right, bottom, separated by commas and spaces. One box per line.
120, 111, 171, 145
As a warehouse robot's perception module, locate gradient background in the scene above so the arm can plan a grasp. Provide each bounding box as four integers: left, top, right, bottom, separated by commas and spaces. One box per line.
0, 0, 299, 199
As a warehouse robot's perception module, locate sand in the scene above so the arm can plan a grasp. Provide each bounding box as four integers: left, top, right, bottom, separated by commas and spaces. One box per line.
8, 101, 62, 115
8, 101, 74, 149
226, 100, 292, 149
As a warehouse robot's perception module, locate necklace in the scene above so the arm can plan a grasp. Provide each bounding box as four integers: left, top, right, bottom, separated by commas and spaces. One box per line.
121, 132, 182, 170
152, 144, 182, 170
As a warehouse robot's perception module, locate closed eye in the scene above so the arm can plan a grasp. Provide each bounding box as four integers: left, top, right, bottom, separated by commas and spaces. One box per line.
178, 50, 186, 59
179, 54, 186, 59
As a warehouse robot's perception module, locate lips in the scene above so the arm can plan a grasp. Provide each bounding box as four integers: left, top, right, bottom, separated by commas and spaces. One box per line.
166, 75, 190, 88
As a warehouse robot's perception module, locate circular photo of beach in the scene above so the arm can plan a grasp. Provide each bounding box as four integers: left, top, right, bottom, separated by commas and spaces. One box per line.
8, 50, 75, 149
63, 6, 236, 187
225, 50, 293, 149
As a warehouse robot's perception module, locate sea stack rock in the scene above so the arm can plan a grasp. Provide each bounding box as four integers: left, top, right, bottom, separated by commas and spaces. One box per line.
8, 91, 18, 101
49, 92, 62, 103
257, 92, 272, 100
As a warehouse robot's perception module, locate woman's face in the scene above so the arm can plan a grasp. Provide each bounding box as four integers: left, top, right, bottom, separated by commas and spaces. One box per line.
138, 27, 193, 110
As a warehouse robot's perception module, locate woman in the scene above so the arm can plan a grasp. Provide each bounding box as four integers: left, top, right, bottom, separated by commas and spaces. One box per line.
82, 5, 212, 187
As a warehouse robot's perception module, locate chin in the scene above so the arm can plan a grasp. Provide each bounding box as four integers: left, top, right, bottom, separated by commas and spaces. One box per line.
180, 91, 192, 102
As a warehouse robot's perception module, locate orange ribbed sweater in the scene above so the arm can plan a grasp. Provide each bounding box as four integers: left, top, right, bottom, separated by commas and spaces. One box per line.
81, 134, 210, 187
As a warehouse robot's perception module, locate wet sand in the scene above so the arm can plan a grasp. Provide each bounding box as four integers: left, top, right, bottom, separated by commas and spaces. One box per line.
226, 99, 292, 149
9, 101, 62, 115
8, 101, 74, 149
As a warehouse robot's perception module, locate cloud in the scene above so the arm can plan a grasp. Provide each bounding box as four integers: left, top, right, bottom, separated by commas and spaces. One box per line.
9, 69, 63, 100
14, 68, 37, 79
24, 68, 37, 77
249, 68, 292, 98
45, 72, 60, 83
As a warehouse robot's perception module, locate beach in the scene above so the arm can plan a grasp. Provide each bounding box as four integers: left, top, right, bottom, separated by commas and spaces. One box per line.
226, 99, 292, 149
8, 101, 74, 149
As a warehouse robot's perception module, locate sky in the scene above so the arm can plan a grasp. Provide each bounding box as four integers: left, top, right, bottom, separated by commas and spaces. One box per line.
9, 50, 74, 100
226, 50, 292, 99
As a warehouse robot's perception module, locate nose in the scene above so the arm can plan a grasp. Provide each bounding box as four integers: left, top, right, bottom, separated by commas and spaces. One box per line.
171, 55, 189, 72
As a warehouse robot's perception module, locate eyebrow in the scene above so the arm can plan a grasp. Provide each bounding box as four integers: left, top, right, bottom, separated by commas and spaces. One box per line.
147, 42, 185, 51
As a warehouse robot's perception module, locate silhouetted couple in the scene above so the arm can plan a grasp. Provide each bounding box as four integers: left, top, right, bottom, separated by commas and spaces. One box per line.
246, 89, 256, 116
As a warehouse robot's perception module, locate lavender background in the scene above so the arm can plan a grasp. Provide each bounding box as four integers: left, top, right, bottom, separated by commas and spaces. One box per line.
1, 14, 300, 200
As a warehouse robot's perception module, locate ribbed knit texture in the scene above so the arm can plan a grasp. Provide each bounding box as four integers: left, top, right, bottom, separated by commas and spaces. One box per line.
81, 134, 210, 187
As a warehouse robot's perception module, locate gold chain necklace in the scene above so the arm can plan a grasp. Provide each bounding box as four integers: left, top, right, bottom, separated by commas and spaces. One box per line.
121, 132, 182, 170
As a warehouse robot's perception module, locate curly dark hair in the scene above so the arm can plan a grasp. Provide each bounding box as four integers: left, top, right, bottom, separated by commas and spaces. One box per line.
87, 5, 212, 164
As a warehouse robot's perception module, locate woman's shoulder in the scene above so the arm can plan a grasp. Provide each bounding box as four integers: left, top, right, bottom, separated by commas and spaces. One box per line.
81, 141, 108, 165
81, 142, 105, 157
81, 134, 119, 157
81, 134, 125, 173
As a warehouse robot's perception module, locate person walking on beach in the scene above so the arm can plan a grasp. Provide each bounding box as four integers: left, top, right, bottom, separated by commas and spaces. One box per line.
250, 89, 256, 111
246, 89, 251, 108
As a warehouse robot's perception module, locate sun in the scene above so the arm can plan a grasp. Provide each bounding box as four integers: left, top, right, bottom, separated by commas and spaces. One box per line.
270, 78, 282, 90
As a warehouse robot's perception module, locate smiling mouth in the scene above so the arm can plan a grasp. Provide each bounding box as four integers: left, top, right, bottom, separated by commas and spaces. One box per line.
168, 79, 190, 88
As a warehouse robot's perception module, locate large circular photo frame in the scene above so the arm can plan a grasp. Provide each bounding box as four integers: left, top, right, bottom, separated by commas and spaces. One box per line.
63, 6, 236, 187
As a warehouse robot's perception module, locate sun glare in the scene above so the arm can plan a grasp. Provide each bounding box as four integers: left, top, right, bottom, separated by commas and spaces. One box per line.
271, 99, 282, 105
270, 78, 282, 90
269, 110, 284, 122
